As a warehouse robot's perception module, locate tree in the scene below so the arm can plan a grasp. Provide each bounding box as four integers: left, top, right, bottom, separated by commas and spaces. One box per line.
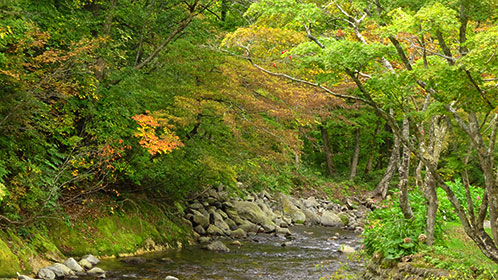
225, 0, 498, 262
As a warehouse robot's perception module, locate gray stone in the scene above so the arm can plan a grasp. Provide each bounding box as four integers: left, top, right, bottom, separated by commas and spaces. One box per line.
231, 201, 267, 225
231, 228, 247, 239
87, 267, 105, 276
189, 202, 204, 210
204, 241, 230, 253
338, 244, 355, 254
302, 209, 320, 226
225, 208, 244, 224
275, 226, 292, 236
191, 209, 210, 228
198, 236, 211, 244
64, 257, 84, 273
48, 263, 75, 277
320, 211, 343, 227
279, 194, 306, 223
225, 218, 238, 230
78, 259, 93, 269
17, 273, 35, 280
82, 254, 100, 265
303, 197, 320, 209
165, 277, 179, 280
206, 224, 225, 235
37, 269, 55, 280
239, 220, 259, 233
194, 224, 206, 235
216, 209, 228, 219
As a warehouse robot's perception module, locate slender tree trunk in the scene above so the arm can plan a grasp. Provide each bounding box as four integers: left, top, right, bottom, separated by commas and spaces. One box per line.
365, 121, 381, 174
320, 125, 335, 176
398, 118, 414, 219
371, 125, 400, 198
349, 128, 360, 180
221, 0, 228, 22
415, 160, 424, 188
423, 116, 448, 246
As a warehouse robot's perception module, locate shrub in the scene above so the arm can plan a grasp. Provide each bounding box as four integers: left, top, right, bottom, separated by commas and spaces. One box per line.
362, 190, 443, 261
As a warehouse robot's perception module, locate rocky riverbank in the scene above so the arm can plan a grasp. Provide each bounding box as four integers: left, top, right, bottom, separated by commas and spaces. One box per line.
182, 186, 372, 251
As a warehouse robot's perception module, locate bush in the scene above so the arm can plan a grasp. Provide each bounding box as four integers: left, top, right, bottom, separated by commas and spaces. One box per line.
437, 179, 484, 222
363, 190, 443, 261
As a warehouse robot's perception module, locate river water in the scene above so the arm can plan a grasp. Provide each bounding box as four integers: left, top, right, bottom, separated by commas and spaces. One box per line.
98, 225, 363, 280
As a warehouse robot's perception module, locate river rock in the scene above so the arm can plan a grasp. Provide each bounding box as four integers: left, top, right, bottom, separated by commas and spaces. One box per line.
232, 201, 268, 226
87, 267, 105, 276
191, 209, 210, 228
64, 257, 84, 273
48, 263, 75, 277
37, 268, 55, 280
206, 224, 225, 235
279, 194, 306, 224
210, 209, 231, 234
204, 241, 230, 252
239, 220, 259, 233
194, 224, 206, 235
303, 197, 320, 209
225, 208, 244, 224
231, 228, 247, 239
275, 226, 292, 236
78, 258, 93, 269
302, 209, 320, 226
82, 254, 100, 265
17, 273, 35, 280
338, 212, 350, 226
320, 211, 343, 227
165, 276, 179, 280
339, 244, 355, 254
189, 202, 204, 210
199, 236, 211, 244
225, 217, 238, 230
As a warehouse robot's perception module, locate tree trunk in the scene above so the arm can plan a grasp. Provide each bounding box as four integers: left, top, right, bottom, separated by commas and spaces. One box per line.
365, 121, 381, 174
423, 116, 448, 246
371, 126, 400, 198
221, 0, 228, 22
398, 118, 414, 219
349, 128, 360, 180
320, 125, 335, 176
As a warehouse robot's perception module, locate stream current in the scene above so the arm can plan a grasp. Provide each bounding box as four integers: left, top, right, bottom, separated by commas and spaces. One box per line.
98, 225, 363, 280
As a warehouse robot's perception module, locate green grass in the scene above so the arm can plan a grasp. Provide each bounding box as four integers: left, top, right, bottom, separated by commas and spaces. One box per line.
420, 222, 498, 279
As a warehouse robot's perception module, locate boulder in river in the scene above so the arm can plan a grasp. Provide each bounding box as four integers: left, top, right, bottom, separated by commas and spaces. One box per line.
279, 194, 306, 224
82, 254, 100, 265
64, 257, 84, 273
204, 241, 230, 252
87, 267, 106, 276
207, 224, 225, 235
320, 211, 343, 227
231, 228, 247, 239
17, 273, 35, 280
338, 244, 355, 254
37, 268, 56, 280
79, 258, 93, 269
47, 263, 75, 277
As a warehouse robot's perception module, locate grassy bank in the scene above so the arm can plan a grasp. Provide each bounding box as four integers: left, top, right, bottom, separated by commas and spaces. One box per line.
0, 198, 192, 277
418, 222, 498, 279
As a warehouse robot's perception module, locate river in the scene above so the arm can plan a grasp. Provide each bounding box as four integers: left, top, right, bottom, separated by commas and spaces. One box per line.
97, 225, 363, 280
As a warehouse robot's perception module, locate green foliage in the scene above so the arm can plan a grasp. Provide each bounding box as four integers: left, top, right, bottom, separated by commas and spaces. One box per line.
363, 190, 442, 261
437, 179, 485, 222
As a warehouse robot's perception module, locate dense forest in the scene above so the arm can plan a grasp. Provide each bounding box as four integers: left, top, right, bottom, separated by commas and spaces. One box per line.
1, 0, 498, 278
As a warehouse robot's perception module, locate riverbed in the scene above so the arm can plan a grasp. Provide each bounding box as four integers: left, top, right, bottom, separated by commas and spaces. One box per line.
98, 225, 363, 280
